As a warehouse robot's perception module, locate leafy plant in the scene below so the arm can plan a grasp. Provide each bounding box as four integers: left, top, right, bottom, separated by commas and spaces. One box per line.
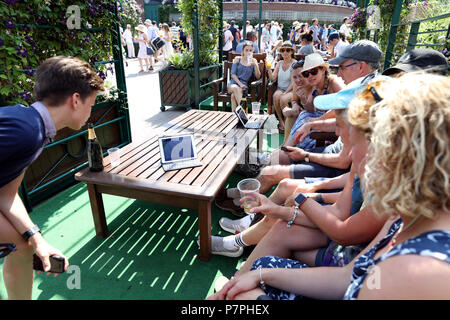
174, 0, 220, 69
0, 0, 141, 106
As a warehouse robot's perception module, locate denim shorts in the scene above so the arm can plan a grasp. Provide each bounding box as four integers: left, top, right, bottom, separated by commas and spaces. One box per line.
289, 161, 348, 180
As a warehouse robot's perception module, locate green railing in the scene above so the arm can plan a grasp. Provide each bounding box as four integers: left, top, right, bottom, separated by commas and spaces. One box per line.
360, 1, 449, 71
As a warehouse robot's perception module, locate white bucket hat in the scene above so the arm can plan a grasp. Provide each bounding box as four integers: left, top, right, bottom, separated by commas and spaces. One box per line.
135, 24, 147, 33
303, 53, 328, 71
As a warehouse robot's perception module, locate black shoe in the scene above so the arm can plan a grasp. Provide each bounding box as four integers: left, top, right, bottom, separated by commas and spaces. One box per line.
215, 199, 246, 218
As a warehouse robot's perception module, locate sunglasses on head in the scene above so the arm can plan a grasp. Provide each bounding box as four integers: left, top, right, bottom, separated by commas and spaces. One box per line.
301, 67, 320, 78
0, 243, 16, 259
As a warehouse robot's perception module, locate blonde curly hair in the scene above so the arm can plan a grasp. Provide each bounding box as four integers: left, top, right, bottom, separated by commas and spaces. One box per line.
348, 73, 450, 219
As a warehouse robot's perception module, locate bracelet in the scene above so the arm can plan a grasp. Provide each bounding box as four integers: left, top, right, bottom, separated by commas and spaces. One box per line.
258, 265, 267, 291
22, 225, 41, 241
287, 206, 299, 228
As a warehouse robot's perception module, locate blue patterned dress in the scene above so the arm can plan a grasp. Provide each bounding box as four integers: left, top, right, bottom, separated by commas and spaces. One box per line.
344, 219, 450, 299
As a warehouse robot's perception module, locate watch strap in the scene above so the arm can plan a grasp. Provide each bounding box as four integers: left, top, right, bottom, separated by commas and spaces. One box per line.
22, 225, 41, 241
295, 193, 309, 208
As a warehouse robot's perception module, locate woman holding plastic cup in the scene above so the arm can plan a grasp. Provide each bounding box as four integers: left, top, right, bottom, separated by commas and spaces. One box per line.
227, 41, 261, 112
267, 41, 296, 133
237, 179, 261, 214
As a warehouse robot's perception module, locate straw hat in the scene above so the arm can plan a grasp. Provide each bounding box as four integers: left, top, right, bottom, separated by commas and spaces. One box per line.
135, 24, 146, 33
277, 41, 295, 53
302, 53, 328, 71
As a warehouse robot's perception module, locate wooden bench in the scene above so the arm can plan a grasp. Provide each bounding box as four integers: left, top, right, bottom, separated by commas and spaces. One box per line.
75, 110, 268, 261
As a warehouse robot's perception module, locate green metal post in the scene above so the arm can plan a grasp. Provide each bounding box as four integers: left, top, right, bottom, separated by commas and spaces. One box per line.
243, 0, 248, 40
258, 0, 262, 51
384, 0, 405, 70
218, 0, 224, 69
113, 1, 131, 144
406, 22, 420, 52
193, 0, 200, 109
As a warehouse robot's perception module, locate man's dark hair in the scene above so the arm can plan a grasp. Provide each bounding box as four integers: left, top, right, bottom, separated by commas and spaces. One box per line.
34, 56, 104, 106
246, 31, 256, 40
292, 60, 305, 69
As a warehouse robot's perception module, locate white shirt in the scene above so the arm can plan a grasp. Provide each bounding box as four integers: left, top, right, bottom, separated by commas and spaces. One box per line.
123, 29, 133, 42
223, 29, 233, 51
335, 40, 349, 57
339, 24, 351, 38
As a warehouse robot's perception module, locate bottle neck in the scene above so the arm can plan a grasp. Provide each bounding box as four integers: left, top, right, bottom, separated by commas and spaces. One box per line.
88, 127, 96, 140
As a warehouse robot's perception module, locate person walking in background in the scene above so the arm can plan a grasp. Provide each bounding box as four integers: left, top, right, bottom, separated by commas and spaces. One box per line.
144, 19, 156, 71
228, 21, 240, 52
310, 18, 321, 49
135, 24, 151, 73
223, 23, 234, 61
170, 21, 180, 53
122, 24, 135, 59
339, 18, 352, 40
161, 23, 174, 62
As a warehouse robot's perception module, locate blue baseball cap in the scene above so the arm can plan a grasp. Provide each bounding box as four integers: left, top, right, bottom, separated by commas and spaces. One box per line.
314, 77, 366, 110
314, 75, 390, 110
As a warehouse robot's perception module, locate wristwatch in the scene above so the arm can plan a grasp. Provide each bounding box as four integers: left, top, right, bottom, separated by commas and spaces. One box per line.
294, 193, 309, 208
304, 152, 310, 162
22, 225, 41, 241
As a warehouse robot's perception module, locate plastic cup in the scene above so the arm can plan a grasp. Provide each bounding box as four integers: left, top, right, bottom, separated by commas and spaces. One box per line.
247, 53, 253, 64
107, 147, 121, 167
251, 102, 261, 115
237, 178, 261, 214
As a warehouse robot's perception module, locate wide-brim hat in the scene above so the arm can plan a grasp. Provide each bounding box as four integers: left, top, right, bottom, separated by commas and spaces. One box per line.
303, 53, 328, 71
135, 24, 146, 33
278, 41, 295, 52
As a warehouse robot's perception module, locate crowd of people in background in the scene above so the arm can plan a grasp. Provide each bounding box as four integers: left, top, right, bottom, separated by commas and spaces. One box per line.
120, 20, 188, 73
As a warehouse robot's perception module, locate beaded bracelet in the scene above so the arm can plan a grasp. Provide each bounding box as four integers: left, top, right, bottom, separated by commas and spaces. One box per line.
287, 206, 299, 228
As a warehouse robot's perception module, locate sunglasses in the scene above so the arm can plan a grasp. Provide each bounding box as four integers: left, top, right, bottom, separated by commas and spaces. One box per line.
301, 67, 320, 78
279, 48, 292, 53
0, 243, 16, 259
367, 84, 383, 103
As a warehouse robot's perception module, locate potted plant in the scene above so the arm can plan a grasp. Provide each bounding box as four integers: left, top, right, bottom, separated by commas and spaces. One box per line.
158, 0, 220, 111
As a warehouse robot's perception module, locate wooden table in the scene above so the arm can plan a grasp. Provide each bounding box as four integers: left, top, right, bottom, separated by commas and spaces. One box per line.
75, 109, 267, 261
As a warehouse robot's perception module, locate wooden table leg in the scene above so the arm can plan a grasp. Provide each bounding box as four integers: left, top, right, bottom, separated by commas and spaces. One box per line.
198, 200, 212, 261
87, 184, 108, 238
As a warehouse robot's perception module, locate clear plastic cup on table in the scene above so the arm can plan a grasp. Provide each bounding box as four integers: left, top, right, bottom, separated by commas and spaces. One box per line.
107, 147, 121, 167
251, 102, 261, 115
237, 178, 261, 214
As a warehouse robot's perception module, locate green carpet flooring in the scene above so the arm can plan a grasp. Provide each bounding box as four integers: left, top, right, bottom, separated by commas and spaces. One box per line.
0, 132, 284, 300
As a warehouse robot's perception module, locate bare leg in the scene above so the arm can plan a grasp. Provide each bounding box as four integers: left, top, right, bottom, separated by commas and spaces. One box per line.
240, 215, 278, 246
138, 58, 144, 72
0, 212, 34, 300
239, 219, 327, 275
273, 90, 284, 130
268, 178, 306, 205
258, 165, 292, 194
228, 84, 243, 112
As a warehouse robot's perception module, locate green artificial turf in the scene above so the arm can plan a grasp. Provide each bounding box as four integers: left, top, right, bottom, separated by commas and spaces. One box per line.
0, 132, 284, 300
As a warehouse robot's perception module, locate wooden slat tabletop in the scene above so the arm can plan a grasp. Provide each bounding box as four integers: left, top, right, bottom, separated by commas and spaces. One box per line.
76, 110, 268, 201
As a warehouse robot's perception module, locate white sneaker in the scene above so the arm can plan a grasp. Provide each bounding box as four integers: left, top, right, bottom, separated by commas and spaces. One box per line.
219, 215, 253, 234
197, 236, 244, 258
214, 276, 229, 293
